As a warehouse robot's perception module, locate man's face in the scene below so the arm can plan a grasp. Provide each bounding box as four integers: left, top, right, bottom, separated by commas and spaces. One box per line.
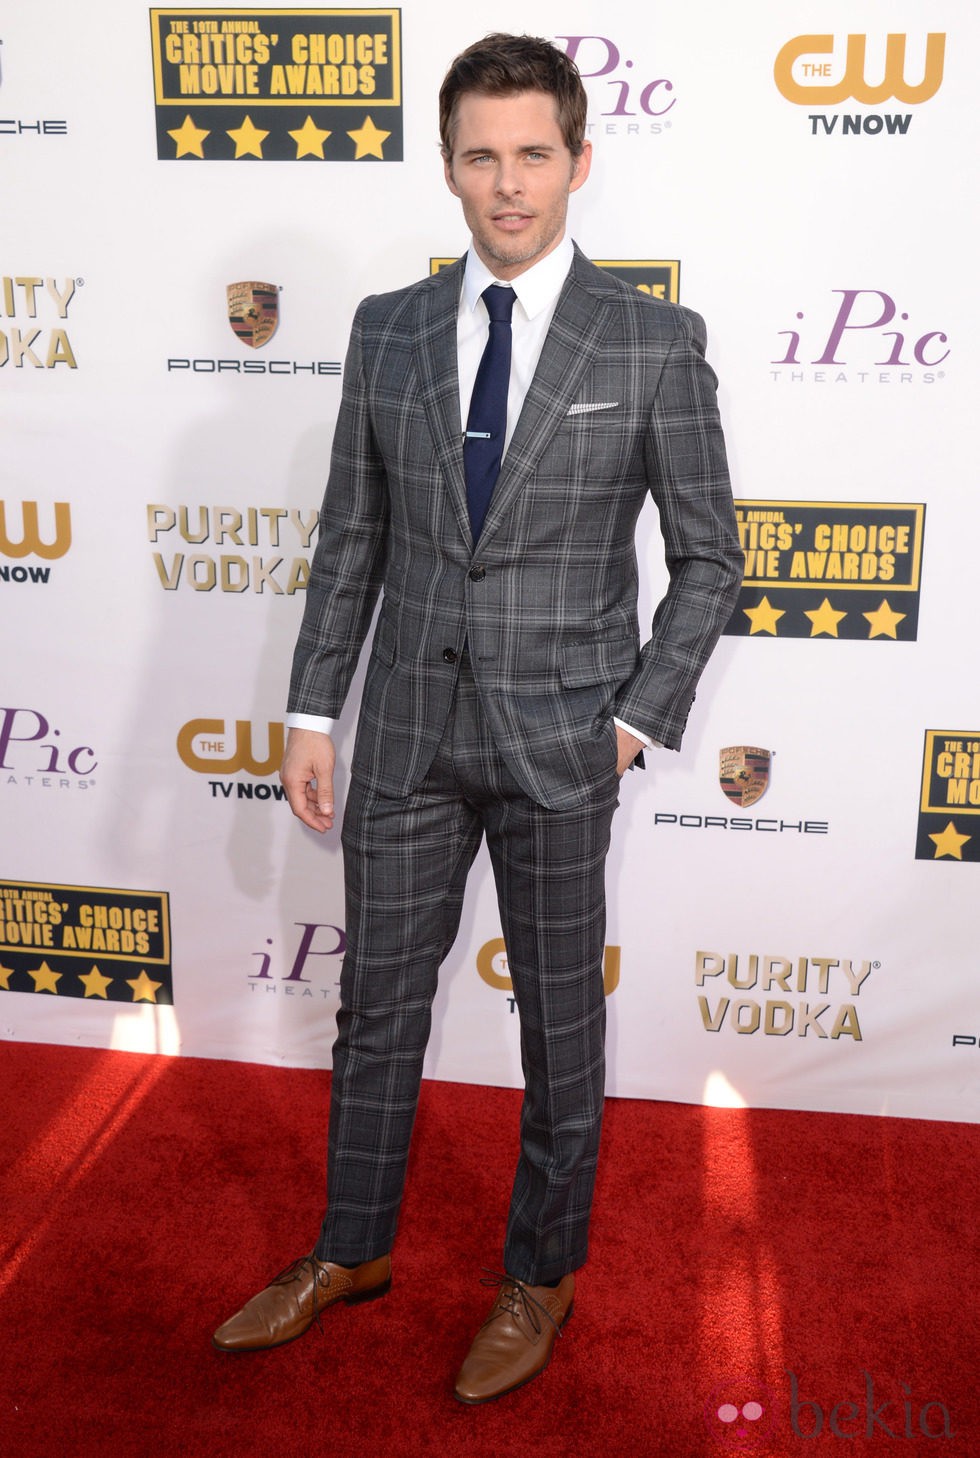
443, 90, 591, 280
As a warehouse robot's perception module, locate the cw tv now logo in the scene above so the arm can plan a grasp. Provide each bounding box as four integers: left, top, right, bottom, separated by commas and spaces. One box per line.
774, 33, 945, 136
0, 502, 71, 582
177, 719, 287, 800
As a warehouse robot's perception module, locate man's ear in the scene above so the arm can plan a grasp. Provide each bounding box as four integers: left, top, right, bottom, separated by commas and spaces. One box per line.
443, 153, 460, 198
568, 140, 593, 196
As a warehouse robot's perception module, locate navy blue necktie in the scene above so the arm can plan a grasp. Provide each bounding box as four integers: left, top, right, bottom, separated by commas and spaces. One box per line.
464, 285, 516, 542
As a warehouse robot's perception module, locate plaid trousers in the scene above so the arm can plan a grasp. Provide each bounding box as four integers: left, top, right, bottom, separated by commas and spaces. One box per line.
314, 655, 620, 1284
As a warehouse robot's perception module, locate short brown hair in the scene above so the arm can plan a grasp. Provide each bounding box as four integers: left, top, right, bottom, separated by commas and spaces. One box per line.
439, 33, 587, 159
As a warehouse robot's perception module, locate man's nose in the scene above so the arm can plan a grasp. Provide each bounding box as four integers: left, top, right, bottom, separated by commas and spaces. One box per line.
494, 161, 523, 195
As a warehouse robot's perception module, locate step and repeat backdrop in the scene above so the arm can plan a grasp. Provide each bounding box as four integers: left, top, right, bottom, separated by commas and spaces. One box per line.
2, 2, 976, 1122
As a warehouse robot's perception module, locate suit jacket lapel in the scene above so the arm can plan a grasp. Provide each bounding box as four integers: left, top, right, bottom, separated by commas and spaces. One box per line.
412, 259, 472, 548
477, 250, 611, 551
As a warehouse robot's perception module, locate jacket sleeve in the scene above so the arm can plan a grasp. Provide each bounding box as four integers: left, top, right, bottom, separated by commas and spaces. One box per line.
612, 307, 743, 748
287, 301, 390, 718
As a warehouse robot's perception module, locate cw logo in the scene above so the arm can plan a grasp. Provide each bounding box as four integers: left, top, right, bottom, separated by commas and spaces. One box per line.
177, 719, 285, 775
774, 33, 945, 106
0, 502, 72, 559
476, 938, 621, 997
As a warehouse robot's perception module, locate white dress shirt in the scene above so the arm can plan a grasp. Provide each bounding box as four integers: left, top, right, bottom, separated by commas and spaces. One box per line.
286, 236, 654, 751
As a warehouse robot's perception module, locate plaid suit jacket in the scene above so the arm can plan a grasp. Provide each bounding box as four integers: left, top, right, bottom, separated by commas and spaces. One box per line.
288, 246, 743, 811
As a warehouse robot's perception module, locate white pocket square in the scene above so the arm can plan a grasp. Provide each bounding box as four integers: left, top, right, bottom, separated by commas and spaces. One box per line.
566, 401, 619, 416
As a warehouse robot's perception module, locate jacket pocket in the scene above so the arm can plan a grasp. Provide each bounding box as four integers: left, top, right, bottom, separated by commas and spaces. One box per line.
559, 632, 638, 689
371, 615, 397, 667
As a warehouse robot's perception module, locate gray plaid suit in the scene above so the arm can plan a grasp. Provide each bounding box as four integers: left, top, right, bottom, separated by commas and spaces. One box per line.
288, 245, 742, 1283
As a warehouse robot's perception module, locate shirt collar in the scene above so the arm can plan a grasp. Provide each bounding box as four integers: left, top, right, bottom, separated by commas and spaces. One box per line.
461, 236, 574, 321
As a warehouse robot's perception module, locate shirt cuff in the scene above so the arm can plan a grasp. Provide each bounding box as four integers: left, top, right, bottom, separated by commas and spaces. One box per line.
284, 712, 336, 736
613, 717, 661, 751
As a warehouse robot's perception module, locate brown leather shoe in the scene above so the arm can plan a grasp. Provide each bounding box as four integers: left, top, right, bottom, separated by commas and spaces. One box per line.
454, 1271, 575, 1404
212, 1253, 391, 1352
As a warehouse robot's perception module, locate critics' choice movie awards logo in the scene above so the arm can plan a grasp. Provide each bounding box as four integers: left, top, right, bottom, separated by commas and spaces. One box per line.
774, 32, 945, 136
725, 500, 925, 642
0, 502, 72, 585
177, 717, 287, 801
770, 288, 949, 387
0, 275, 82, 369
1, 706, 96, 790
477, 939, 621, 1014
150, 8, 402, 160
0, 35, 68, 136
916, 731, 980, 864
696, 951, 876, 1041
554, 34, 675, 138
0, 881, 173, 1005
431, 258, 680, 304
167, 280, 340, 376
147, 503, 316, 593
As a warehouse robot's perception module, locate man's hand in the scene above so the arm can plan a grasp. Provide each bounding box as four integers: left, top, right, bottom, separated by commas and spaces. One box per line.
280, 727, 337, 832
615, 725, 645, 777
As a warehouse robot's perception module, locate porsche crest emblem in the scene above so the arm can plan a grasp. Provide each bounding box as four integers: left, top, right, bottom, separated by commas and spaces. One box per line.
227, 281, 279, 348
719, 746, 772, 808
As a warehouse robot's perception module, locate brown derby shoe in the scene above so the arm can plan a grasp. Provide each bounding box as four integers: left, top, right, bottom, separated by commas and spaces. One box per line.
454, 1271, 575, 1404
212, 1253, 391, 1353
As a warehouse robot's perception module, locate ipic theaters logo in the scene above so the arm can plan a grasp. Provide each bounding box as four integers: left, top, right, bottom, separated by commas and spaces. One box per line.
0, 502, 72, 585
177, 717, 286, 802
916, 731, 980, 864
0, 880, 173, 1005
1, 706, 96, 790
166, 280, 341, 376
725, 500, 925, 642
0, 36, 69, 137
477, 938, 621, 1013
0, 276, 81, 370
774, 33, 945, 136
431, 257, 680, 305
148, 503, 317, 593
554, 34, 675, 139
771, 289, 948, 387
248, 921, 345, 999
150, 8, 402, 161
696, 951, 875, 1041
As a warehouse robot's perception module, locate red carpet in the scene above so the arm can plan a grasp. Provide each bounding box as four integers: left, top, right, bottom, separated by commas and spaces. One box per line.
1, 1040, 977, 1457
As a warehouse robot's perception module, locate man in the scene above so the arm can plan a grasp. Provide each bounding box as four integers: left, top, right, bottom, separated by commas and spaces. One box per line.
214, 33, 742, 1403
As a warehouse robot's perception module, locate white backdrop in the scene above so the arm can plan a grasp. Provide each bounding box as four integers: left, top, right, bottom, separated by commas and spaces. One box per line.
3, 1, 977, 1123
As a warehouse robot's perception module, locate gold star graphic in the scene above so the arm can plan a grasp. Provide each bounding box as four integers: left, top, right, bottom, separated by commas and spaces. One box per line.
0, 961, 16, 990
805, 598, 847, 638
227, 115, 269, 159
929, 821, 971, 860
127, 970, 163, 1003
864, 599, 907, 639
347, 115, 390, 160
79, 964, 113, 999
290, 115, 332, 159
28, 961, 62, 994
168, 114, 210, 159
743, 596, 785, 636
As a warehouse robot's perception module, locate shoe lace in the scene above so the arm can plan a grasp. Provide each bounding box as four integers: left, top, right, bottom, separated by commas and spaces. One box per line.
272, 1254, 333, 1332
478, 1269, 564, 1339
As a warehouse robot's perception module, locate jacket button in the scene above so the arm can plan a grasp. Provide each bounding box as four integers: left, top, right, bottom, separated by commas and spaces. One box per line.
442, 647, 458, 664
468, 565, 486, 582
